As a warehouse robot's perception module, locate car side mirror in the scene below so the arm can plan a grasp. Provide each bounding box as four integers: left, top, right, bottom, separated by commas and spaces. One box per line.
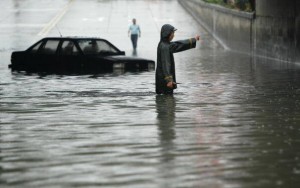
120, 51, 125, 55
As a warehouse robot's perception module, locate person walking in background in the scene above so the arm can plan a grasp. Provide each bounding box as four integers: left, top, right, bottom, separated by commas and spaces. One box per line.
155, 24, 200, 95
128, 18, 141, 50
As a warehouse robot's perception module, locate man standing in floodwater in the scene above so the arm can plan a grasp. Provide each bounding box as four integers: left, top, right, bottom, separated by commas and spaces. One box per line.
128, 18, 141, 50
155, 24, 200, 94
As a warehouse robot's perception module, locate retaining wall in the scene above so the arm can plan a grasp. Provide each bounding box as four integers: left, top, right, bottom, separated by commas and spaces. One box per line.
179, 0, 299, 63
295, 1, 299, 63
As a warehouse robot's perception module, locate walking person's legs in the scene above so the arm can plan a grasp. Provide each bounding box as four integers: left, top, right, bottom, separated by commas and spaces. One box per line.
131, 34, 138, 49
134, 35, 138, 49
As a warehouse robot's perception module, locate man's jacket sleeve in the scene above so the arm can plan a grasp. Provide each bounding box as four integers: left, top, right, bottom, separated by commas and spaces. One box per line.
161, 46, 173, 83
169, 38, 196, 53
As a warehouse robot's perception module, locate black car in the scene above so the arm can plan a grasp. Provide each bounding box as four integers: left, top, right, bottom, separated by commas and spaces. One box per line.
9, 37, 155, 73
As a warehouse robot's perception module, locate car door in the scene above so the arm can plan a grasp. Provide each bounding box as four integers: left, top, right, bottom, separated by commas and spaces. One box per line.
77, 39, 109, 72
59, 40, 84, 72
37, 39, 60, 71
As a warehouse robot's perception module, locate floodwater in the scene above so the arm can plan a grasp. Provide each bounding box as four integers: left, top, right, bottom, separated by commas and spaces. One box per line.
1, 0, 300, 188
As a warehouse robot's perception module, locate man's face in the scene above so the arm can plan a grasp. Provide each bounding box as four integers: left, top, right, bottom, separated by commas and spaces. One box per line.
169, 31, 175, 41
133, 19, 136, 24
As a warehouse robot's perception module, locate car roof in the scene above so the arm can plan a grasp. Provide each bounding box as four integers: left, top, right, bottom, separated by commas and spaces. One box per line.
42, 36, 107, 41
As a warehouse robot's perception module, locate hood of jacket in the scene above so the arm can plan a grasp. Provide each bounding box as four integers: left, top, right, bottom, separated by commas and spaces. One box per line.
160, 24, 176, 42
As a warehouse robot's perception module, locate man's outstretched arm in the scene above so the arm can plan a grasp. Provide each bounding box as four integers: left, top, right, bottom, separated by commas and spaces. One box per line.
170, 35, 200, 53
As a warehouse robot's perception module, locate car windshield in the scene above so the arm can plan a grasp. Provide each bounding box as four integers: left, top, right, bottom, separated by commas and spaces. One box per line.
40, 40, 60, 55
78, 39, 119, 55
29, 41, 43, 53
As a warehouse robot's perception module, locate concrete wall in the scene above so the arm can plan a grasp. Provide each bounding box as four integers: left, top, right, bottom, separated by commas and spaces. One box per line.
254, 0, 298, 62
179, 0, 254, 53
179, 0, 300, 63
296, 1, 300, 62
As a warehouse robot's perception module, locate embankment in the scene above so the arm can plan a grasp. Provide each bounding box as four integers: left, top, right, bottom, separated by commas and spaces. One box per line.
179, 0, 299, 63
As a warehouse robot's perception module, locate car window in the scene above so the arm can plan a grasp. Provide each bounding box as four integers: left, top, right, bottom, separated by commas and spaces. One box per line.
61, 41, 79, 55
78, 40, 99, 55
29, 41, 43, 53
97, 40, 118, 54
40, 40, 60, 55
78, 39, 118, 55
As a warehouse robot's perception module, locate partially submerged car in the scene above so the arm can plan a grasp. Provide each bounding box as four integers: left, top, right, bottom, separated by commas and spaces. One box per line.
9, 37, 155, 73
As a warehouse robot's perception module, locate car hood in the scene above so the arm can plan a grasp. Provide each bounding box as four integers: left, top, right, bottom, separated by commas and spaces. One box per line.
102, 55, 154, 62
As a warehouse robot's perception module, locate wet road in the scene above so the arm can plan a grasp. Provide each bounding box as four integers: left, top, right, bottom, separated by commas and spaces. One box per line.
1, 0, 300, 187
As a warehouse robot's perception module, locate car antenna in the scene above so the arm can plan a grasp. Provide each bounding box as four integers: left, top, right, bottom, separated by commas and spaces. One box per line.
55, 25, 63, 37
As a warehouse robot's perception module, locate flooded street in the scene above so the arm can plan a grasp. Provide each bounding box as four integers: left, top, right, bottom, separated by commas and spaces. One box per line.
1, 0, 300, 187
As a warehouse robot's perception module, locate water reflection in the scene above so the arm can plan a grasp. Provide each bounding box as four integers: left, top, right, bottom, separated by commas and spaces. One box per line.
155, 95, 177, 187
156, 95, 176, 143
